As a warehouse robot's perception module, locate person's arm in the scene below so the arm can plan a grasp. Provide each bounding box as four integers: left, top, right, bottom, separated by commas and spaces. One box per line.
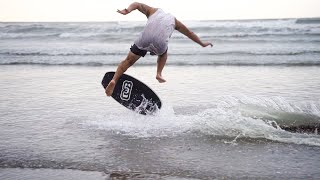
117, 2, 157, 18
175, 18, 213, 47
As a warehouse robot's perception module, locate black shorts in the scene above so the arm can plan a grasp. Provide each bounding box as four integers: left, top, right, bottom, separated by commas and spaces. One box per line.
130, 44, 147, 57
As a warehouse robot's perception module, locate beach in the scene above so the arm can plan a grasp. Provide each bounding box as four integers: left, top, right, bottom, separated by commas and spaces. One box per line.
1, 19, 320, 179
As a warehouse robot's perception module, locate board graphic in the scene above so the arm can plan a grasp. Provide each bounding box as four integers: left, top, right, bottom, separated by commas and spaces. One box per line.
102, 72, 162, 115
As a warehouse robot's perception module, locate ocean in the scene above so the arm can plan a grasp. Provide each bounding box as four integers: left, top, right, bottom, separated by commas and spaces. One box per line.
0, 18, 320, 179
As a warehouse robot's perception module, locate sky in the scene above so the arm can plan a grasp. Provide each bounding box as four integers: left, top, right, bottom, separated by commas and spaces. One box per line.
0, 0, 319, 22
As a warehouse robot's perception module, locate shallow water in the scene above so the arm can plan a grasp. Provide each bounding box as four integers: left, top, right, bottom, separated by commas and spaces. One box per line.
0, 65, 320, 179
1, 18, 320, 179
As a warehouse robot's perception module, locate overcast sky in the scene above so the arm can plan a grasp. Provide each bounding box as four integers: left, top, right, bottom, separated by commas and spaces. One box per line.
0, 0, 319, 22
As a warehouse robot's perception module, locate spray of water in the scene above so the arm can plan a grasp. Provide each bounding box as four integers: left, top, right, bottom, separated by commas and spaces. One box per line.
85, 96, 320, 146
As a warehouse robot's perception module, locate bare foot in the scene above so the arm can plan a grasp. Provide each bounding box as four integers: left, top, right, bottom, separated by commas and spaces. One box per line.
156, 74, 166, 83
105, 80, 116, 96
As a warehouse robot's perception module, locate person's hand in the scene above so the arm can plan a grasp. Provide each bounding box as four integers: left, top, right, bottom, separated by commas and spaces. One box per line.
117, 9, 130, 15
202, 42, 213, 47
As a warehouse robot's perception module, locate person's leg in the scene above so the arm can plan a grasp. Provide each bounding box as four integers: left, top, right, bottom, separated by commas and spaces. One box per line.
105, 51, 140, 96
156, 51, 167, 83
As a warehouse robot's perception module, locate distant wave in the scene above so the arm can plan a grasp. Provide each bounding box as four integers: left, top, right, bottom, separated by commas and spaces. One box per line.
174, 50, 320, 56
1, 18, 320, 41
1, 19, 319, 68
0, 61, 108, 66
0, 32, 134, 40
2, 61, 320, 67
0, 52, 126, 56
1, 30, 319, 40
1, 50, 320, 57
295, 18, 320, 24
2, 32, 319, 42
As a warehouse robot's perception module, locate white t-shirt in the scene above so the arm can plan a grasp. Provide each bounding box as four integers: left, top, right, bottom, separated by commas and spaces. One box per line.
134, 9, 176, 55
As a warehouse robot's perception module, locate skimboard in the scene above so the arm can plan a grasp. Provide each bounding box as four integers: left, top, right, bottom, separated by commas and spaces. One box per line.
101, 72, 162, 115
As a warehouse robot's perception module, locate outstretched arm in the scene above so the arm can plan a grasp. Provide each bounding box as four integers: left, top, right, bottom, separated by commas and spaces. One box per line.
175, 18, 213, 47
117, 2, 157, 18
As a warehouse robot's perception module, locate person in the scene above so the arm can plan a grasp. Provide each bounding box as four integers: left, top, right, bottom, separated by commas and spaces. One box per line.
105, 2, 213, 96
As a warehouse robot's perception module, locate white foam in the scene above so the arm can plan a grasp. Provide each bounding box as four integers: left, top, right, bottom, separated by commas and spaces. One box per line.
86, 104, 196, 137
84, 100, 320, 147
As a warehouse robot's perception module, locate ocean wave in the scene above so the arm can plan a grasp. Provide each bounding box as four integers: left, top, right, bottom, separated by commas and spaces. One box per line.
1, 32, 319, 42
1, 19, 319, 40
2, 61, 320, 67
1, 50, 319, 57
171, 31, 320, 39
210, 37, 320, 43
1, 24, 62, 33
0, 51, 126, 56
0, 22, 143, 40
1, 19, 319, 68
295, 18, 320, 24
1, 30, 318, 40
0, 61, 107, 66
176, 50, 320, 56
0, 32, 137, 40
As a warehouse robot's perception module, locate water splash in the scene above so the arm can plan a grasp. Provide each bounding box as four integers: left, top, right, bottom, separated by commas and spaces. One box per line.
84, 96, 320, 146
